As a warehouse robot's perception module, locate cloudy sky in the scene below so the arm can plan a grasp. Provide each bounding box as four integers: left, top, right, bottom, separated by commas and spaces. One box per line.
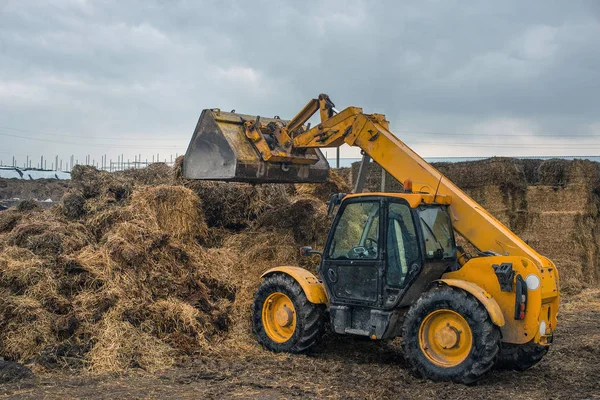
1, 0, 599, 169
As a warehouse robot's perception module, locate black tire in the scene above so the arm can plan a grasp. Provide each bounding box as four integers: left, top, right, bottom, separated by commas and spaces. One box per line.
401, 285, 501, 384
252, 273, 325, 353
495, 341, 548, 371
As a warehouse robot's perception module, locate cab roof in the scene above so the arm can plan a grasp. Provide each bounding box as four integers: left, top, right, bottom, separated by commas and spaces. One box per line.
343, 192, 452, 208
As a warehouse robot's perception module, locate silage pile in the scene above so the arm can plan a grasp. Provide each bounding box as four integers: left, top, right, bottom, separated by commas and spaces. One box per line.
0, 162, 350, 373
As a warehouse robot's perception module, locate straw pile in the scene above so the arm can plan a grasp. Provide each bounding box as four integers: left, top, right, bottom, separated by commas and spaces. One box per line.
7, 154, 598, 373
0, 162, 349, 373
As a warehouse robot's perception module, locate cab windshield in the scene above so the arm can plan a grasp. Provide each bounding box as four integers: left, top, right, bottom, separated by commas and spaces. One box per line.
418, 206, 456, 259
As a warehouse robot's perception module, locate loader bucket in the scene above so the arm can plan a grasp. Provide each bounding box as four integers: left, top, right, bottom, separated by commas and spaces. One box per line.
183, 109, 330, 183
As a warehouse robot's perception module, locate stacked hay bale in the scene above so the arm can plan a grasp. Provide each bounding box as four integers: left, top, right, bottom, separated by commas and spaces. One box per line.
436, 158, 600, 291
522, 160, 600, 293
350, 161, 404, 193
357, 157, 600, 293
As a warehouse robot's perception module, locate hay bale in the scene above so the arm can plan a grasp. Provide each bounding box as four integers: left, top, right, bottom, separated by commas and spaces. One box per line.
526, 185, 590, 213
434, 157, 530, 189
130, 185, 208, 240
0, 246, 45, 292
350, 161, 404, 192
295, 169, 352, 202
70, 165, 132, 200
538, 159, 600, 186
0, 210, 21, 234
72, 286, 119, 324
86, 310, 174, 373
115, 163, 174, 186
7, 218, 92, 258
561, 277, 586, 296
220, 232, 292, 340
61, 191, 86, 220
255, 195, 330, 243
186, 181, 290, 229
15, 200, 39, 212
0, 294, 55, 361
83, 200, 134, 240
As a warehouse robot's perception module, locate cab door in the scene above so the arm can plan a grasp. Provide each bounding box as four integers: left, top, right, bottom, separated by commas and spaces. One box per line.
322, 199, 383, 306
381, 199, 422, 308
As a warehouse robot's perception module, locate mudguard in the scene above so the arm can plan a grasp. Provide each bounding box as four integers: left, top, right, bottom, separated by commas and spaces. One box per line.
434, 279, 506, 327
261, 266, 328, 304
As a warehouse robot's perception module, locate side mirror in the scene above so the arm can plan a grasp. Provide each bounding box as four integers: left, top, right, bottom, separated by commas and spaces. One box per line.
300, 246, 322, 257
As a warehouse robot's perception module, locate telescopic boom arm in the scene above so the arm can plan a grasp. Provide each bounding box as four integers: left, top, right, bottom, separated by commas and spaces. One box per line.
275, 94, 554, 271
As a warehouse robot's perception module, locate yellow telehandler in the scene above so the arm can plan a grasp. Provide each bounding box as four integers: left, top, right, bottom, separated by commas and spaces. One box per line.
183, 94, 559, 384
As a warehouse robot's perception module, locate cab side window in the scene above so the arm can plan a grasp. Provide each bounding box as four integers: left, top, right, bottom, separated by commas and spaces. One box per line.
328, 201, 380, 260
387, 203, 419, 286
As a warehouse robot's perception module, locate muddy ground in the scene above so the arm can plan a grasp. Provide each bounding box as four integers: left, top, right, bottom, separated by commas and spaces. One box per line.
0, 178, 68, 210
2, 289, 599, 400
0, 179, 68, 203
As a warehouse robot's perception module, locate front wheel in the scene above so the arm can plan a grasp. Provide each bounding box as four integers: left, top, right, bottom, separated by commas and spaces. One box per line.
252, 273, 325, 353
401, 285, 501, 384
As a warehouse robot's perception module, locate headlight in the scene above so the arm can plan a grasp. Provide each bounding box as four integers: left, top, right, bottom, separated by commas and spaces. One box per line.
539, 320, 547, 336
525, 274, 540, 290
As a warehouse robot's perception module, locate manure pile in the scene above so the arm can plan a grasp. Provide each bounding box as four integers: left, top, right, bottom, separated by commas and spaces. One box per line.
0, 161, 349, 372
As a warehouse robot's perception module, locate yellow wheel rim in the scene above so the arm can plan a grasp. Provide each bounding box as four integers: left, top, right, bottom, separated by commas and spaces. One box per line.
262, 292, 297, 343
418, 309, 473, 367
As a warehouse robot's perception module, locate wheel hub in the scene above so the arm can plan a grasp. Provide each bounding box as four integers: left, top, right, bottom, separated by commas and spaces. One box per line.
418, 309, 473, 367
275, 306, 293, 327
434, 324, 461, 349
261, 292, 297, 343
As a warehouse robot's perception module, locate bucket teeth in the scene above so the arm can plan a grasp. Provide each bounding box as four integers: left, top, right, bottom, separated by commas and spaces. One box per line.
183, 110, 330, 183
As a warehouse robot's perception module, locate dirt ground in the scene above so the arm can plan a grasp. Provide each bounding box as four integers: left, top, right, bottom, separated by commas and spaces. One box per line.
0, 179, 69, 202
2, 289, 599, 400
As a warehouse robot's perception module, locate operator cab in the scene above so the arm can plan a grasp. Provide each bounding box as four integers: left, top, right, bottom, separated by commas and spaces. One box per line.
321, 192, 457, 339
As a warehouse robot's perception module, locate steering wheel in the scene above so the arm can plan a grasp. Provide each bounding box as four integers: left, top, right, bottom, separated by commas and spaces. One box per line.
365, 237, 378, 255
347, 238, 379, 258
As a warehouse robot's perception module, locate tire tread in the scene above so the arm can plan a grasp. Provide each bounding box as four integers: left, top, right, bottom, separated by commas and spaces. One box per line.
401, 285, 501, 384
252, 273, 325, 353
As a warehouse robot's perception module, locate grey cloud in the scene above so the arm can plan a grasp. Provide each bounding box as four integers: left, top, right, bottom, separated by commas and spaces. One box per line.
0, 0, 599, 165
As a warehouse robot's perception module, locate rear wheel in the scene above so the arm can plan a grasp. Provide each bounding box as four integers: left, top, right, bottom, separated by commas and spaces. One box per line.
252, 273, 325, 353
496, 341, 548, 371
401, 285, 501, 384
